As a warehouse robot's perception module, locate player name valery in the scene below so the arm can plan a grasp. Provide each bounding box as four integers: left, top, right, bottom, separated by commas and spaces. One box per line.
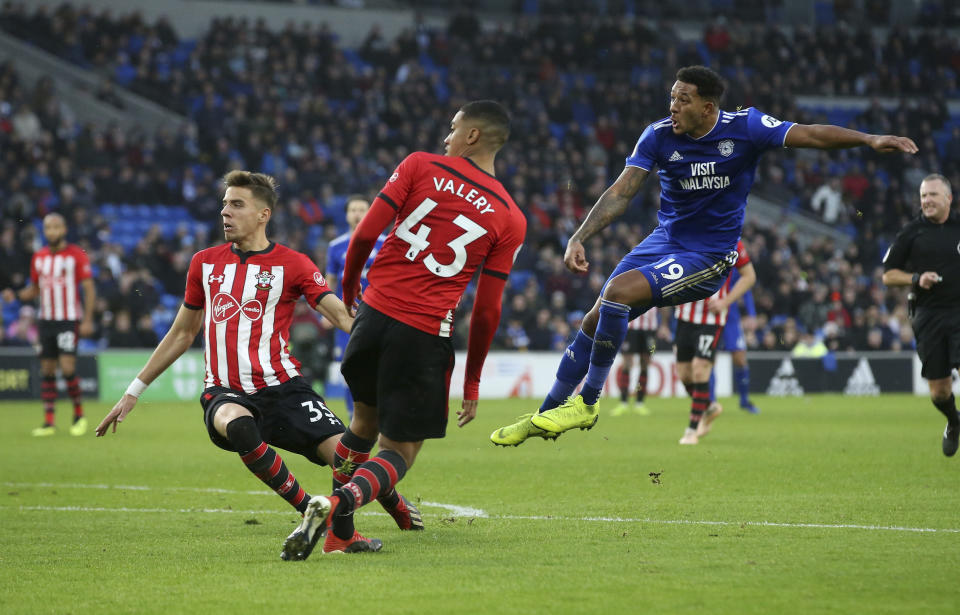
432, 176, 496, 214
679, 161, 730, 190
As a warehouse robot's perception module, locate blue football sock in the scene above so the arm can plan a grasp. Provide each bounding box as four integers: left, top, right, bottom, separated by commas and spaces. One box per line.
580, 300, 631, 406
735, 366, 750, 405
540, 329, 594, 412
708, 371, 716, 403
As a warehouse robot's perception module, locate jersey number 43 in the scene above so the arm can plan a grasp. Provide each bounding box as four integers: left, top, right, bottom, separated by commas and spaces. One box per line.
396, 198, 488, 278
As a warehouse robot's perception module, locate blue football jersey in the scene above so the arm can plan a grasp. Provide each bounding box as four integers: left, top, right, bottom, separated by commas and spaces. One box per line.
325, 232, 385, 296
626, 107, 794, 252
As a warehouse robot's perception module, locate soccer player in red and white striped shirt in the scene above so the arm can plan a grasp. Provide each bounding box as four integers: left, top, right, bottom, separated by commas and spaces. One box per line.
611, 307, 671, 416
4, 213, 96, 437
96, 171, 421, 559
673, 239, 756, 444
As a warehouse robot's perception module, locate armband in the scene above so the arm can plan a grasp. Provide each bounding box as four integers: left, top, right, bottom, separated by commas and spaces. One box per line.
125, 378, 148, 398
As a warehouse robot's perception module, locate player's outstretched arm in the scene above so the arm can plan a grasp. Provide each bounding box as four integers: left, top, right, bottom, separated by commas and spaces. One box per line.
784, 124, 918, 154
95, 305, 203, 436
314, 293, 354, 333
565, 166, 649, 274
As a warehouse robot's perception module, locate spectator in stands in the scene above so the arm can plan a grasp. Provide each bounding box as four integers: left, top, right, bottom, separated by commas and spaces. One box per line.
107, 310, 141, 348
810, 177, 846, 224
136, 313, 159, 348
791, 330, 828, 358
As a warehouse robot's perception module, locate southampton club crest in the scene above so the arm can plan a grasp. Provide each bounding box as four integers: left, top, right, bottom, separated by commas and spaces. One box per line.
254, 270, 275, 290
718, 139, 735, 157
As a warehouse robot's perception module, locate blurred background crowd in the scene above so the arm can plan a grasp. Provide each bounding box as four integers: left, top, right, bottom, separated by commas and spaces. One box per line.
1, 0, 957, 376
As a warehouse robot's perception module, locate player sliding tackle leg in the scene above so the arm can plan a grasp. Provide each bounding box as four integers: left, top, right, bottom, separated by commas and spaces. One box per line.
491, 64, 917, 446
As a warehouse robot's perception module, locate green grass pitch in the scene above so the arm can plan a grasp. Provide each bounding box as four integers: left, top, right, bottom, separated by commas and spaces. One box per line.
1, 393, 958, 614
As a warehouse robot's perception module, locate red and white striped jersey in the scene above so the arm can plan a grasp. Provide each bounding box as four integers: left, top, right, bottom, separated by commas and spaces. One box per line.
184, 242, 333, 394
675, 240, 751, 326
629, 308, 659, 331
29, 244, 92, 321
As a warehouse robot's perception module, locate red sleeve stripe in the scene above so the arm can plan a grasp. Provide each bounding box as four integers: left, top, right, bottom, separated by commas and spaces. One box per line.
240, 442, 269, 464
376, 191, 400, 211
481, 267, 509, 280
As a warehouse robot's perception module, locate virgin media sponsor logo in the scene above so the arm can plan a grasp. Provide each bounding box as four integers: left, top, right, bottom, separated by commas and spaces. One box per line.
212, 293, 264, 323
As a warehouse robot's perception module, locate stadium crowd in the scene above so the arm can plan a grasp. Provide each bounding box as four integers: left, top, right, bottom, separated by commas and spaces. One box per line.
2, 1, 959, 365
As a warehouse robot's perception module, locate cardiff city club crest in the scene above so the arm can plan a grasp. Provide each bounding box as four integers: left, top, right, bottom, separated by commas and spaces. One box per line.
718, 139, 735, 157
254, 271, 275, 290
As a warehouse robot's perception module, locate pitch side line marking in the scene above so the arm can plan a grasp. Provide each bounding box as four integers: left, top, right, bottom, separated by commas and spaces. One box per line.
4, 505, 959, 535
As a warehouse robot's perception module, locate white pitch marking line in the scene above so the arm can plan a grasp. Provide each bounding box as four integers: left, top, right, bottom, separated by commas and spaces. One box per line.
6, 483, 959, 534
4, 506, 959, 535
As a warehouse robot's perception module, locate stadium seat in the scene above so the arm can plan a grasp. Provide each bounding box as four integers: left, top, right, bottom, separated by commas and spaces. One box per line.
509, 270, 535, 292
815, 1, 836, 25
160, 294, 180, 310
114, 63, 137, 86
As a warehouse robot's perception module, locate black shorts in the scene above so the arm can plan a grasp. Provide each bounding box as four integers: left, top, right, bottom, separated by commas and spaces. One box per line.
199, 377, 345, 465
341, 303, 455, 442
37, 320, 79, 359
674, 321, 722, 363
913, 308, 960, 380
622, 329, 654, 355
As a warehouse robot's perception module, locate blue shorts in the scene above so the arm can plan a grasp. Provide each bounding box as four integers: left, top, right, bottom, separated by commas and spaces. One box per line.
721, 306, 747, 352
334, 328, 350, 361
603, 228, 738, 319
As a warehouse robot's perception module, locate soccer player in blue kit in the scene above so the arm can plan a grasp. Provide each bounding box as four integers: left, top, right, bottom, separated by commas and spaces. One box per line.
325, 195, 385, 417
491, 65, 918, 446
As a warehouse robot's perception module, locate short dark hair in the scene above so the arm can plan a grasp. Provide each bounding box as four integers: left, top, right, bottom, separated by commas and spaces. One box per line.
222, 170, 278, 209
344, 193, 369, 213
460, 99, 511, 148
676, 65, 725, 103
921, 173, 952, 195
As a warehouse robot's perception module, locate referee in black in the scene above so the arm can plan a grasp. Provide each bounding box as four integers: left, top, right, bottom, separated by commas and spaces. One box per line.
883, 173, 960, 456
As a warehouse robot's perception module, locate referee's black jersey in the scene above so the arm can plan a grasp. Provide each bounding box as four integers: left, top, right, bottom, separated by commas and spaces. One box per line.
883, 210, 960, 309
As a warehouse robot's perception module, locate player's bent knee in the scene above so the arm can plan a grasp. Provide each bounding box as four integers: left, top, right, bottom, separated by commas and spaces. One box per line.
603, 270, 652, 307
213, 402, 255, 437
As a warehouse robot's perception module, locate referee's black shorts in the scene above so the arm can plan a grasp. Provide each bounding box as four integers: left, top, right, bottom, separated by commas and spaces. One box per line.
341, 303, 455, 442
913, 307, 960, 380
